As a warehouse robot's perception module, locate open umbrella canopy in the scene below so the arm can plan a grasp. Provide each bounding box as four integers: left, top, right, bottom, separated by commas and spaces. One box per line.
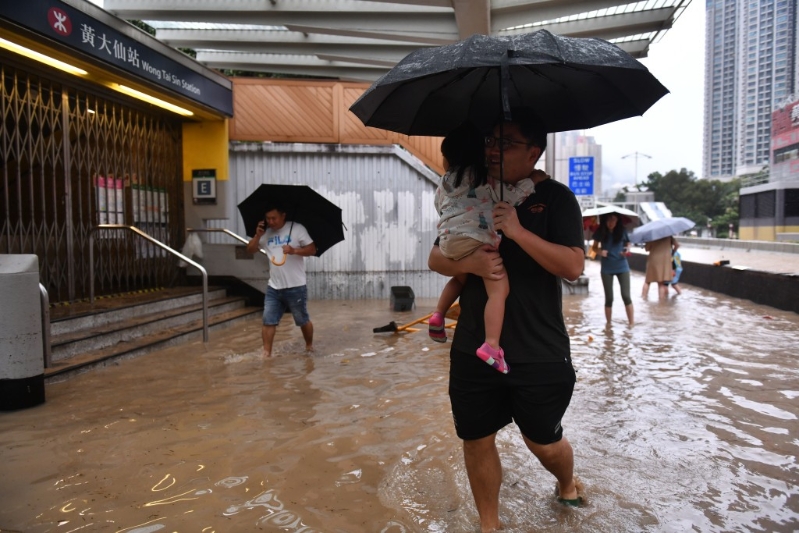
582, 205, 640, 231
237, 184, 345, 257
349, 30, 669, 136
629, 217, 695, 244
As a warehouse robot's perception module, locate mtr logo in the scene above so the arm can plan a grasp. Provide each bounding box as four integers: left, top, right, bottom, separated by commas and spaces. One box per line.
48, 7, 72, 36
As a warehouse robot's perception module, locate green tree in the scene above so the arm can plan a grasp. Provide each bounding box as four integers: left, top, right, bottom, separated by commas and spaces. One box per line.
639, 169, 741, 236
613, 186, 629, 203
127, 20, 156, 36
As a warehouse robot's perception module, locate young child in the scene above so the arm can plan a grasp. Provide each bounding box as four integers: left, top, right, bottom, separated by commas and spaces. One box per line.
667, 238, 683, 295
428, 122, 535, 374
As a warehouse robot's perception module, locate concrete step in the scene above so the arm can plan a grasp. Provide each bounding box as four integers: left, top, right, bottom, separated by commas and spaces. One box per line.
50, 296, 247, 361
44, 306, 263, 382
50, 287, 229, 336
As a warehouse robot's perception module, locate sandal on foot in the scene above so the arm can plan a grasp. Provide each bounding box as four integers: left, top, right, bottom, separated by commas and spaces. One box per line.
428, 312, 447, 343
555, 478, 585, 507
476, 342, 509, 374
556, 496, 584, 507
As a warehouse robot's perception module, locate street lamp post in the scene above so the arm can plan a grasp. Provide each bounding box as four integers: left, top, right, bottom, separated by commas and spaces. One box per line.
622, 152, 652, 186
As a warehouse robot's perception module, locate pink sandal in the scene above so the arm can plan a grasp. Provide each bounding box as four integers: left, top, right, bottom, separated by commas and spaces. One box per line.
428, 312, 447, 343
476, 342, 509, 374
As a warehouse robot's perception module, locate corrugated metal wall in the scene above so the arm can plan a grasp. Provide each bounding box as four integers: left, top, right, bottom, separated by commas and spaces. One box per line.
208, 142, 447, 300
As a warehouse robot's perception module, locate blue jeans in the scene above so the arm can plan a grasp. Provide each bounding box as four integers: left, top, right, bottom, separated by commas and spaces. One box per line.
263, 285, 310, 326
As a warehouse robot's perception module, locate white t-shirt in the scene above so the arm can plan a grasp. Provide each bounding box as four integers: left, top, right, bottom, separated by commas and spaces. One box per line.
259, 221, 313, 289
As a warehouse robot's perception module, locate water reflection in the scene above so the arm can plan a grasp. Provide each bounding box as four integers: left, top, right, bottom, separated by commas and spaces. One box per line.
1, 264, 798, 532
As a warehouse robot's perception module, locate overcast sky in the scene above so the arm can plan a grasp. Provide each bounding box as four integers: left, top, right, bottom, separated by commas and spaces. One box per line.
587, 0, 705, 192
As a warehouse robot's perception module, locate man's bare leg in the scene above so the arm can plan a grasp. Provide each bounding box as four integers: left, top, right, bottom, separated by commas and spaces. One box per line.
262, 324, 276, 357
300, 321, 314, 352
522, 436, 578, 500
463, 433, 503, 532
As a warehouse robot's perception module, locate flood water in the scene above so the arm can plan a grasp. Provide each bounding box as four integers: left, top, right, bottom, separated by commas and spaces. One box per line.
2, 260, 798, 532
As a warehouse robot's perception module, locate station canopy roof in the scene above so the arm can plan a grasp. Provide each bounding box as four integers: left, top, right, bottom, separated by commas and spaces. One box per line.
105, 0, 692, 82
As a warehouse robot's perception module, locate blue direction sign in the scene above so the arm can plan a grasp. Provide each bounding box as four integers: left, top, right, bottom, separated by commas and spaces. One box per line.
568, 157, 594, 196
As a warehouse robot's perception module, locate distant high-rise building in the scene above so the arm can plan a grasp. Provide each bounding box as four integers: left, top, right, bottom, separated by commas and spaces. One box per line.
703, 0, 798, 181
551, 131, 603, 203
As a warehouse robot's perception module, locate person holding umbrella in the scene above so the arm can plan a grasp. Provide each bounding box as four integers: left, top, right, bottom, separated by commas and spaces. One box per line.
590, 212, 634, 326
630, 217, 695, 298
428, 122, 536, 374
429, 109, 586, 529
246, 201, 316, 357
642, 236, 674, 299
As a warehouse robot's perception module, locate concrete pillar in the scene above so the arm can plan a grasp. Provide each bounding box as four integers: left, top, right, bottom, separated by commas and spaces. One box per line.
0, 255, 45, 410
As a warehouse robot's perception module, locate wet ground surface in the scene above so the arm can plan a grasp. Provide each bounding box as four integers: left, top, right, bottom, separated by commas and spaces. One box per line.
2, 260, 798, 532
630, 242, 799, 275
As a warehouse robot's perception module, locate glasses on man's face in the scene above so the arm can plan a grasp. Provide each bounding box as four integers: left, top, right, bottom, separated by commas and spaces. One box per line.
484, 135, 529, 150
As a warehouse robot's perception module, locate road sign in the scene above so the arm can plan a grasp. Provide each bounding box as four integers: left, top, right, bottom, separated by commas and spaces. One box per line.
568, 156, 594, 196
577, 195, 596, 210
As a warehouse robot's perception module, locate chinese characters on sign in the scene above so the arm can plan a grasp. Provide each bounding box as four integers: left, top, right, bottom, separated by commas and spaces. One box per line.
569, 156, 595, 210
0, 0, 233, 114
568, 156, 594, 196
77, 21, 202, 95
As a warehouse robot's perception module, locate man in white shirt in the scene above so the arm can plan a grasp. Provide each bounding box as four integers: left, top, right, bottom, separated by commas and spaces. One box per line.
246, 203, 316, 357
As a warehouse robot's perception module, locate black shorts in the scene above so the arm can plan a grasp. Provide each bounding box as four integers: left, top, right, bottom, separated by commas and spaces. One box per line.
449, 349, 576, 443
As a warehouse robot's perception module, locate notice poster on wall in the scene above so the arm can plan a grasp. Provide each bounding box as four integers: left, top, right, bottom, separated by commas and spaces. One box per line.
96, 176, 125, 234
131, 184, 169, 258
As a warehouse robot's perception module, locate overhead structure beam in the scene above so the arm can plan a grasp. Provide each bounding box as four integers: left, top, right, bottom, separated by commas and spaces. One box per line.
283, 24, 456, 46
195, 50, 386, 81
104, 0, 693, 81
156, 28, 430, 60
499, 7, 675, 41
451, 0, 490, 38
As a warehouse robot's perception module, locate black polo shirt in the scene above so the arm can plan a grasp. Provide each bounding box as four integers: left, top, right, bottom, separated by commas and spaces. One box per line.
451, 178, 584, 365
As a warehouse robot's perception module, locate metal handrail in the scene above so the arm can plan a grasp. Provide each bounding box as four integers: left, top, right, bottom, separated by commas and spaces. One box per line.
89, 225, 209, 343
39, 283, 51, 368
186, 227, 268, 257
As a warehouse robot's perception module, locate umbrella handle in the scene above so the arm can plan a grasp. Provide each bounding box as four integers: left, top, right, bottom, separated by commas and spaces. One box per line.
270, 220, 294, 267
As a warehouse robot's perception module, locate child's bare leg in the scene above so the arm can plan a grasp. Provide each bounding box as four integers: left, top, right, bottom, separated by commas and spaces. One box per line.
430, 275, 465, 343
483, 274, 509, 349
475, 273, 510, 373
437, 275, 465, 314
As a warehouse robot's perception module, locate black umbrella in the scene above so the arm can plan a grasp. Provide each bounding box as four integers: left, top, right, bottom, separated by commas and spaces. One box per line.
237, 184, 345, 257
349, 30, 669, 136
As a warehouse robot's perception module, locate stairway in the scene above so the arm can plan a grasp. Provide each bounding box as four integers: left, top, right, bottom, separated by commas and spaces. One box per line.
45, 285, 263, 381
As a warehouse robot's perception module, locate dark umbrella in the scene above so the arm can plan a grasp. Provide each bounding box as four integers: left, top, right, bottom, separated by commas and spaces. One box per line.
629, 217, 695, 244
237, 184, 345, 257
349, 30, 669, 136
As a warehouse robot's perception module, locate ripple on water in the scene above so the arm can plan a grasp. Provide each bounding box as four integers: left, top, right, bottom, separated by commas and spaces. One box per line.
1, 289, 798, 532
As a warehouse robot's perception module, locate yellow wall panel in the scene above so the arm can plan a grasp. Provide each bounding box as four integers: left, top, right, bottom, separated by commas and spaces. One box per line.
183, 119, 229, 181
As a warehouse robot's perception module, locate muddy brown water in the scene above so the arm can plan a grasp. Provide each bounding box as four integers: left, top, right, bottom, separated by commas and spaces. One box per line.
2, 260, 798, 532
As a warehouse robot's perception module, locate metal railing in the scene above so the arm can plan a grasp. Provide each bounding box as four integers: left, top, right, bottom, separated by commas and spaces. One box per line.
186, 228, 268, 257
39, 283, 51, 368
89, 225, 209, 342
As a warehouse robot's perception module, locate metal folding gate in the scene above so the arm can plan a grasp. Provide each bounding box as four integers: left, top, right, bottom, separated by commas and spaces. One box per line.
1, 63, 184, 304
